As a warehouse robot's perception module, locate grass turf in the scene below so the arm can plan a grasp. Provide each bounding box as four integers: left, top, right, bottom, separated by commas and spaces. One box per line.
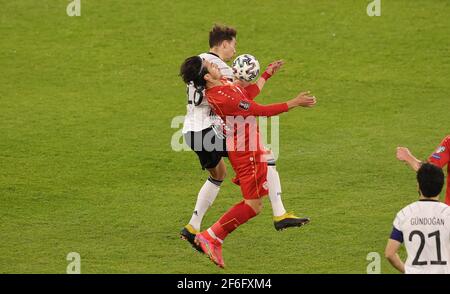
0, 0, 449, 273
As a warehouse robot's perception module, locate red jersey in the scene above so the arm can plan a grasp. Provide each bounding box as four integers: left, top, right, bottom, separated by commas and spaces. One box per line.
428, 135, 450, 205
206, 80, 289, 199
205, 80, 288, 163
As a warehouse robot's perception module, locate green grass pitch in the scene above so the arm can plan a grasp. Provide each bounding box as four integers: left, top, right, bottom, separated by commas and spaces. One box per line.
1, 0, 449, 273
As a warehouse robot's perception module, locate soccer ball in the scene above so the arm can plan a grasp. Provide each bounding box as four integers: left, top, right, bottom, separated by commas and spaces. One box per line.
232, 54, 260, 82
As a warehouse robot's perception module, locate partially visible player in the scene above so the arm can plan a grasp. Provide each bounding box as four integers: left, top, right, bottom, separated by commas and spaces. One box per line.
385, 163, 450, 274
180, 24, 309, 251
179, 56, 316, 267
396, 135, 450, 205
180, 25, 236, 249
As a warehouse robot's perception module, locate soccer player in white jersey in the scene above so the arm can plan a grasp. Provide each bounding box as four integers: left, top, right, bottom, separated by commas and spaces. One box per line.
385, 163, 450, 274
180, 25, 309, 251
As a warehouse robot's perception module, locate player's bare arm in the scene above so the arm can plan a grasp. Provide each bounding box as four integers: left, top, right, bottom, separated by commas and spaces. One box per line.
254, 60, 284, 90
396, 147, 422, 171
385, 239, 405, 273
286, 91, 317, 109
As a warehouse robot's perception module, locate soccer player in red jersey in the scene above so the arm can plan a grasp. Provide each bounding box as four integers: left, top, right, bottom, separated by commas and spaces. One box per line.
180, 26, 313, 252
396, 135, 450, 205
179, 56, 317, 267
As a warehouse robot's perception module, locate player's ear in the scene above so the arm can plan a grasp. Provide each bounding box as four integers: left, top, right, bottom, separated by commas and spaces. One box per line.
204, 73, 212, 82
221, 40, 228, 49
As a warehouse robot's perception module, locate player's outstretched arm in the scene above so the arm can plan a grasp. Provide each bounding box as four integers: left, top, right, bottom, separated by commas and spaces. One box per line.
396, 147, 422, 171
209, 87, 316, 117
385, 239, 405, 273
255, 60, 284, 91
249, 90, 316, 116
286, 91, 317, 109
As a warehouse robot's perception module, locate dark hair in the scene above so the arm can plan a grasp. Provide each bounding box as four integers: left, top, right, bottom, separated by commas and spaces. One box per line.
417, 163, 445, 197
209, 24, 237, 48
179, 56, 208, 89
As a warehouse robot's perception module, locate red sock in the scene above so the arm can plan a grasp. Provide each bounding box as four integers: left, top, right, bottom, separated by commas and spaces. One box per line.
210, 200, 257, 241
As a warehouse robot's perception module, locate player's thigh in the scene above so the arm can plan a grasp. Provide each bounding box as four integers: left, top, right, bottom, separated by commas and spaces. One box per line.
233, 160, 268, 204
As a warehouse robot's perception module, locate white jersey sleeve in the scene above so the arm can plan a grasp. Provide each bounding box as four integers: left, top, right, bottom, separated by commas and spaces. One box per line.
393, 209, 405, 231
392, 201, 450, 274
182, 52, 234, 134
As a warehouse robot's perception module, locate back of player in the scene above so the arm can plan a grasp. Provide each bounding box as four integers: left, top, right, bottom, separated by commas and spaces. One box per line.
388, 163, 450, 274
393, 201, 450, 274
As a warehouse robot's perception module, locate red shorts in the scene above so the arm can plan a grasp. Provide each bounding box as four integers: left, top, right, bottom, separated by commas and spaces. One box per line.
230, 155, 269, 199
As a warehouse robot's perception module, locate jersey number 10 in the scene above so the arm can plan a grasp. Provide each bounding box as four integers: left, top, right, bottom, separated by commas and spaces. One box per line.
187, 85, 204, 106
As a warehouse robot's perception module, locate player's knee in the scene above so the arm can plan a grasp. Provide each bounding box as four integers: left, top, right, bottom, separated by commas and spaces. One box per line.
211, 168, 226, 181
245, 199, 263, 215
255, 201, 263, 214
217, 168, 227, 181
208, 164, 227, 181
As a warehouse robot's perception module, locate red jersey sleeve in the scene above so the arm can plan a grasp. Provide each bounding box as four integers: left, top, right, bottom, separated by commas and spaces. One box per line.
207, 86, 288, 118
243, 84, 260, 100
428, 135, 450, 168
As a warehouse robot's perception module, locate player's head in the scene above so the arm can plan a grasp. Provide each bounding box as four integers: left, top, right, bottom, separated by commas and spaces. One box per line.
417, 163, 445, 198
209, 24, 237, 62
179, 56, 222, 89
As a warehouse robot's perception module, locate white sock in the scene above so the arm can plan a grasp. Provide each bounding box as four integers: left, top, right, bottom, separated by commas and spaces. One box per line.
189, 177, 222, 231
267, 165, 287, 217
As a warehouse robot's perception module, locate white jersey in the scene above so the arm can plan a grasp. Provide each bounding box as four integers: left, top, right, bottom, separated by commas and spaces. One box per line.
182, 52, 234, 134
392, 200, 450, 274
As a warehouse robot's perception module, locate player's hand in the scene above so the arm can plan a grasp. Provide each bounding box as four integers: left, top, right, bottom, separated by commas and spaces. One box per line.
264, 60, 284, 76
396, 147, 412, 162
287, 91, 317, 109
